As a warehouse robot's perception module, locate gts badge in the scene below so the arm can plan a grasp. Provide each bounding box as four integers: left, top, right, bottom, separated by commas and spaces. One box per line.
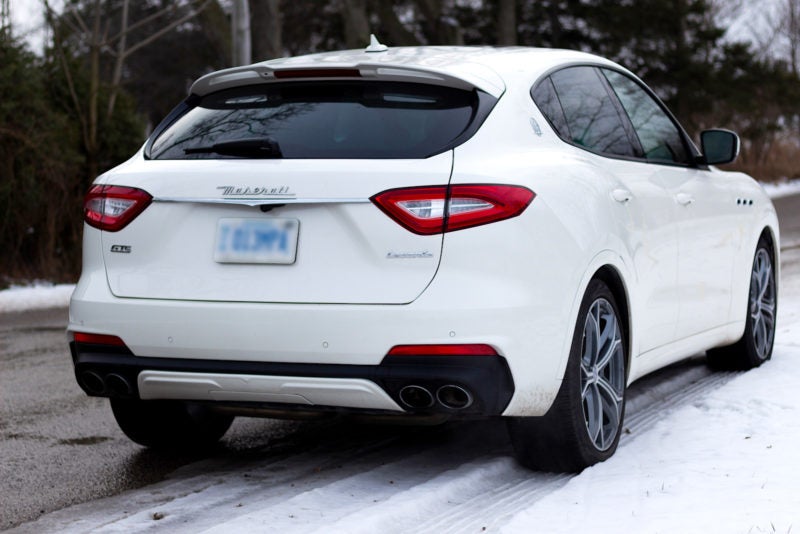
110, 245, 132, 253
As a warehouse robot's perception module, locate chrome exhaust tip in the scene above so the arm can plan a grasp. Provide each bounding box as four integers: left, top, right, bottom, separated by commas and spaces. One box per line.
436, 385, 473, 410
398, 385, 435, 409
105, 373, 133, 396
78, 371, 106, 395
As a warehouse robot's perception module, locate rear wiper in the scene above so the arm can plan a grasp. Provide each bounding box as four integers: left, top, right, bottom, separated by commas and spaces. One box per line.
184, 138, 283, 158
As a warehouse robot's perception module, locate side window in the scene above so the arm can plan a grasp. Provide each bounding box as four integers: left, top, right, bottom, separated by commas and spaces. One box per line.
548, 66, 636, 157
602, 69, 691, 164
531, 77, 569, 139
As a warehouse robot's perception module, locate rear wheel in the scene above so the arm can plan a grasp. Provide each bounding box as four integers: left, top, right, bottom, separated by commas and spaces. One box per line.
508, 279, 627, 472
110, 398, 234, 449
707, 237, 776, 370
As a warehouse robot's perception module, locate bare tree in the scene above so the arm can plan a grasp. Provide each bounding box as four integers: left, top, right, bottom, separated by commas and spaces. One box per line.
249, 0, 282, 60
1, 0, 10, 37
784, 0, 800, 75
371, 1, 421, 46
497, 0, 517, 45
44, 0, 212, 179
415, 0, 464, 45
231, 0, 251, 65
341, 0, 371, 48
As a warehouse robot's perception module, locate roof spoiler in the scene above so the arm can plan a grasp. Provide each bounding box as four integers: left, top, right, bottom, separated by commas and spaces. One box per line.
189, 62, 505, 98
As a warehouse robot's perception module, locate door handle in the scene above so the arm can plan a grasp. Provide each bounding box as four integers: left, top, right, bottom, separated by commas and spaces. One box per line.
611, 189, 633, 203
676, 192, 694, 206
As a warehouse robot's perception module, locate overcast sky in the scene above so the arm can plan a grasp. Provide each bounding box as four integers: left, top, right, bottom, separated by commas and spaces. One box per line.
8, 0, 53, 53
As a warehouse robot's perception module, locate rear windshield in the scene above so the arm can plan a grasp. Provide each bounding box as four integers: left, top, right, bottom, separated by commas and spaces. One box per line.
148, 81, 493, 159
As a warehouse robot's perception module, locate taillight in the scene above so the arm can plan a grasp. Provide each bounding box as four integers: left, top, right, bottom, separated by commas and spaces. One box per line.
84, 185, 152, 232
371, 184, 534, 235
73, 332, 126, 346
387, 344, 498, 356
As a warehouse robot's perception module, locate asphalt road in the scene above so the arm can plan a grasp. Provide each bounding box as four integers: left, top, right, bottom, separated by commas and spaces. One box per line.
1, 191, 798, 531
0, 309, 329, 530
773, 192, 800, 244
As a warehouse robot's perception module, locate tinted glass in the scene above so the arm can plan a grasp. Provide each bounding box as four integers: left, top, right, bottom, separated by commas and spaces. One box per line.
531, 77, 569, 139
550, 67, 635, 157
151, 82, 486, 159
603, 69, 690, 164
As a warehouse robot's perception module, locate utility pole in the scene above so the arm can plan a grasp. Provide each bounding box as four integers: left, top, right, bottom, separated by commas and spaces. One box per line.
0, 0, 10, 38
231, 0, 251, 66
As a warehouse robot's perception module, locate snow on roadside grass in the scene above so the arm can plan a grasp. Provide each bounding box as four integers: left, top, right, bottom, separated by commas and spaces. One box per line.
0, 283, 74, 313
761, 178, 800, 199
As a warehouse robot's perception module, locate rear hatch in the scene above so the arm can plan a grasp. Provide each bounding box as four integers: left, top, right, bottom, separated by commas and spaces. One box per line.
100, 79, 494, 304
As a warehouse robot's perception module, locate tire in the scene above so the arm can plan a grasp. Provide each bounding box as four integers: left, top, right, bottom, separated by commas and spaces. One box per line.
110, 398, 234, 449
508, 279, 627, 472
707, 237, 777, 370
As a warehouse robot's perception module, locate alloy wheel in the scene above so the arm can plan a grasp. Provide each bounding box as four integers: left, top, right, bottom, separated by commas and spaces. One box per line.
750, 249, 776, 360
580, 298, 625, 451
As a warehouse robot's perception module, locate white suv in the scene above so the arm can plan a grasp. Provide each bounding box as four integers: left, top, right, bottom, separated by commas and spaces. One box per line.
69, 43, 778, 472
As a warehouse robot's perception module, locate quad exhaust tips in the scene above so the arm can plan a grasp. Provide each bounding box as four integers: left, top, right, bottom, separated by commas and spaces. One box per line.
398, 384, 473, 411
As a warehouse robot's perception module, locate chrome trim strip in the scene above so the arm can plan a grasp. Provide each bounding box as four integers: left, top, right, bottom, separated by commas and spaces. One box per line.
138, 370, 404, 411
154, 197, 371, 207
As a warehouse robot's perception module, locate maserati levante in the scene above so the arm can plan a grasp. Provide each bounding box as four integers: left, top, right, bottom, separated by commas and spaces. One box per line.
69, 40, 778, 472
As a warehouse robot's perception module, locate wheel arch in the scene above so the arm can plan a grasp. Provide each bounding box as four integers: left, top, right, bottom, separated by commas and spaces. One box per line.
720, 222, 780, 351
760, 224, 779, 295
759, 225, 778, 265
554, 251, 635, 391
593, 265, 632, 381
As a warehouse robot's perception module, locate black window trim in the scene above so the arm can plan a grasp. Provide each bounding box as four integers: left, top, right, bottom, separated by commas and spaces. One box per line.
593, 67, 645, 157
143, 96, 198, 160
530, 62, 704, 170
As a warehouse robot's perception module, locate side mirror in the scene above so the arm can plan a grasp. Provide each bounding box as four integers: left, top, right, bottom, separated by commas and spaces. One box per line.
700, 129, 740, 165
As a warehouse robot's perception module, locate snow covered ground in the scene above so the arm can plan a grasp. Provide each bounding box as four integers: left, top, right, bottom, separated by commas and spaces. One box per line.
15, 254, 799, 533
505, 248, 800, 534
5, 186, 800, 533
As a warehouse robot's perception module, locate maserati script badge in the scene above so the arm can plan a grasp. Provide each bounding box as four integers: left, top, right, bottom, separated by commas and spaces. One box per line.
217, 185, 295, 197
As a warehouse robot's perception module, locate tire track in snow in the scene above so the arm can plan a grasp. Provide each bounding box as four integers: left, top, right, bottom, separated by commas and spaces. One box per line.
381, 358, 742, 534
623, 359, 740, 435
199, 357, 744, 534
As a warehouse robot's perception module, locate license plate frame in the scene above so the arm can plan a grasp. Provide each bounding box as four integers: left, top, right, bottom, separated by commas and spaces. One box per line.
214, 218, 300, 265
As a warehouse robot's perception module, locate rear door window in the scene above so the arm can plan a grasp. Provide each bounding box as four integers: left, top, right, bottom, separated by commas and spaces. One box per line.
601, 69, 692, 165
535, 66, 637, 158
149, 82, 493, 160
531, 66, 638, 157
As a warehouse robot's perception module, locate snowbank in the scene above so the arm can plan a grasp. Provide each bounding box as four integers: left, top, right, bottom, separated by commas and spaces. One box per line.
0, 283, 74, 313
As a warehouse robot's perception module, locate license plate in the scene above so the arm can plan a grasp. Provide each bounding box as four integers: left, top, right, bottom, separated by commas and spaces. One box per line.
214, 218, 299, 264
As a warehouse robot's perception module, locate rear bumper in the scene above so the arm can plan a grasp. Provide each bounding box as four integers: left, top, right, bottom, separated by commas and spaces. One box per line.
70, 209, 580, 417
71, 342, 515, 416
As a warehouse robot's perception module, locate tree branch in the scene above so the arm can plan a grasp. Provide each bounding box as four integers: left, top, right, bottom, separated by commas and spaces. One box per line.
105, 1, 191, 46
120, 0, 212, 60
44, 0, 90, 151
